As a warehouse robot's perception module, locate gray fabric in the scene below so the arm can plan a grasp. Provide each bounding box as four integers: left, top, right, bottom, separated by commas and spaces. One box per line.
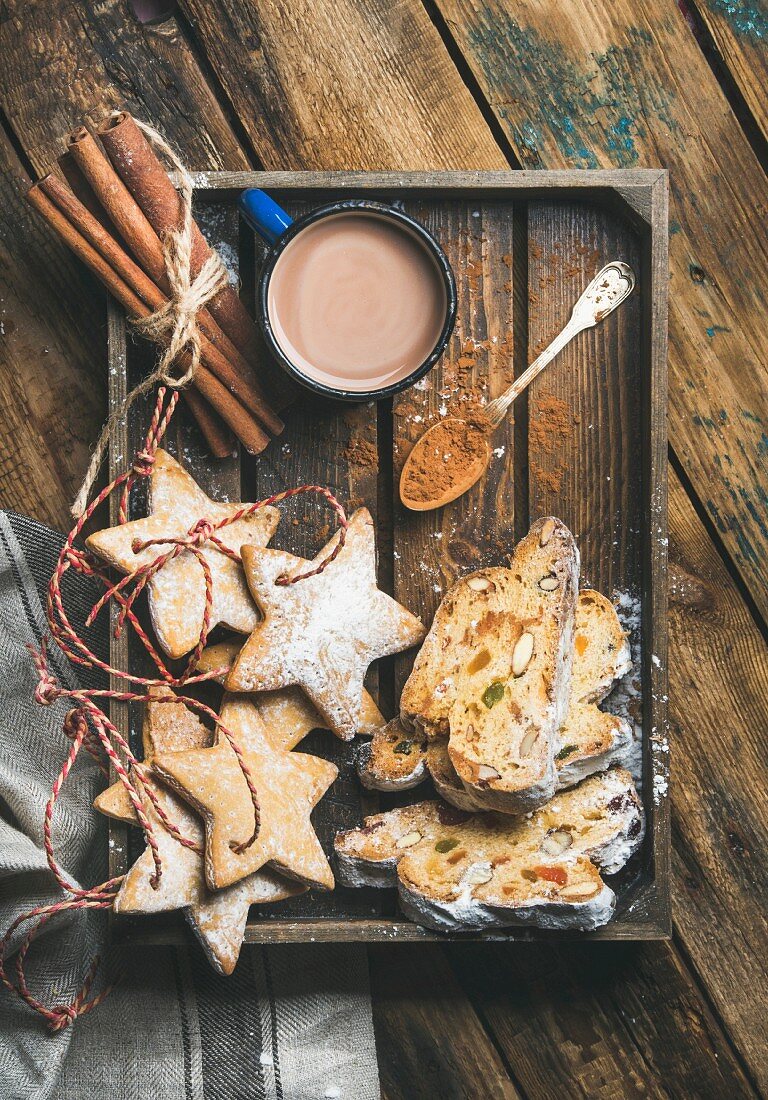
0, 511, 380, 1100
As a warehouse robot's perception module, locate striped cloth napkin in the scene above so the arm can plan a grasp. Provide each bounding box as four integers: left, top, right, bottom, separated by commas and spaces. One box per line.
0, 511, 380, 1100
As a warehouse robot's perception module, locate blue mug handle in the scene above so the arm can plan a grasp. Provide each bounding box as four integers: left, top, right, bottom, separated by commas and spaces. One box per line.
239, 188, 293, 244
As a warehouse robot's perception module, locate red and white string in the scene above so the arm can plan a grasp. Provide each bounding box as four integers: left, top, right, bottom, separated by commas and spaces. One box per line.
0, 386, 348, 1030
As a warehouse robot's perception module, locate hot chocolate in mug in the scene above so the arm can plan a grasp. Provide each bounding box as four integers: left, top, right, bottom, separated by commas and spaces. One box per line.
239, 190, 457, 401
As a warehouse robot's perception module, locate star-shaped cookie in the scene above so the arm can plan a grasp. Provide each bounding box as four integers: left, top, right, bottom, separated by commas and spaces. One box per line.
86, 449, 280, 659
225, 508, 425, 739
153, 695, 338, 891
196, 638, 386, 738
95, 689, 305, 975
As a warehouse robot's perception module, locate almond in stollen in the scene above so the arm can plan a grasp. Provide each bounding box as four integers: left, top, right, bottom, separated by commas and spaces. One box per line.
538, 574, 560, 592
464, 862, 493, 885
539, 518, 556, 547
520, 728, 538, 756
540, 829, 573, 856
559, 881, 600, 901
512, 631, 534, 676
395, 831, 422, 849
477, 764, 500, 782
467, 576, 492, 592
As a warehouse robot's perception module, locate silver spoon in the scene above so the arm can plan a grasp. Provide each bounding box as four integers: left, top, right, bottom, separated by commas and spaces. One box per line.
400, 262, 636, 512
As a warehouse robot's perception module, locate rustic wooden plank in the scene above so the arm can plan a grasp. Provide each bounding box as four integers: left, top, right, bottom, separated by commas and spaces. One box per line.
447, 939, 759, 1099
526, 197, 664, 927
0, 128, 105, 529
369, 945, 520, 1100
434, 0, 768, 619
238, 194, 383, 923
693, 0, 768, 143
176, 0, 505, 172
392, 196, 517, 678
527, 200, 644, 594
182, 169, 666, 192
667, 466, 768, 1091
0, 0, 250, 175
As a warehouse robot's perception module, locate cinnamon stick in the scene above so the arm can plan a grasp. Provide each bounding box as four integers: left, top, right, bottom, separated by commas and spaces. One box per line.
182, 388, 236, 458
37, 173, 282, 437
97, 111, 263, 365
65, 129, 279, 424
58, 151, 119, 237
26, 185, 270, 455
68, 127, 167, 285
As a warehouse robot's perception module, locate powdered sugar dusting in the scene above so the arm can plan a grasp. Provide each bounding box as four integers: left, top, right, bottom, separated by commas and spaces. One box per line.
229, 510, 425, 738
605, 590, 643, 786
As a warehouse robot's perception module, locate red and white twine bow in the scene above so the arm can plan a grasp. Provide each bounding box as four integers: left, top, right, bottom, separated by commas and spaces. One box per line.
0, 386, 348, 1031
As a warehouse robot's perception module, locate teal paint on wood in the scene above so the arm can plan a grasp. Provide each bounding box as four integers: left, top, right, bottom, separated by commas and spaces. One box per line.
710, 0, 768, 38
464, 15, 680, 169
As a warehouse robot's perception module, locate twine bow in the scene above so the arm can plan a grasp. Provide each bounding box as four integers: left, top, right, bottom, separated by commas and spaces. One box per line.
71, 117, 230, 519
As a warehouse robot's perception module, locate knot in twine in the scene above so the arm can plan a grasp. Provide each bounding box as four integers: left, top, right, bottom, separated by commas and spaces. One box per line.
34, 674, 61, 707
49, 1004, 79, 1031
28, 643, 62, 706
184, 518, 216, 547
132, 447, 156, 479
71, 117, 230, 519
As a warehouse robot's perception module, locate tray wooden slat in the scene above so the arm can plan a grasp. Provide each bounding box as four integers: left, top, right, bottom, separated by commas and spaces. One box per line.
107, 170, 669, 942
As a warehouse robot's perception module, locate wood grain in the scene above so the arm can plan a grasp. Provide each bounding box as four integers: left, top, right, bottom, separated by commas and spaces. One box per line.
694, 0, 768, 143
0, 0, 251, 176
370, 945, 520, 1100
177, 0, 505, 171
447, 940, 759, 1098
667, 467, 768, 1090
392, 196, 517, 685
435, 0, 768, 619
0, 129, 105, 528
526, 201, 643, 596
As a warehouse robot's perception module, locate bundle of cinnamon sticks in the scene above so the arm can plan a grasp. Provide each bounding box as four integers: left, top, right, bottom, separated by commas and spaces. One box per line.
27, 111, 285, 457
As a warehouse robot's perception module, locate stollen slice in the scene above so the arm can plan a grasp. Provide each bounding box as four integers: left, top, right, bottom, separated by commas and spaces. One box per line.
359, 587, 632, 798
153, 694, 338, 891
356, 717, 428, 792
86, 449, 280, 659
96, 689, 305, 975
334, 768, 644, 932
226, 508, 424, 740
555, 589, 632, 787
446, 517, 578, 813
197, 638, 385, 738
426, 588, 633, 809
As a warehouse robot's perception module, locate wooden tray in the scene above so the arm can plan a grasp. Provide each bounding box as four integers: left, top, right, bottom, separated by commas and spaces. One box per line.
107, 170, 669, 943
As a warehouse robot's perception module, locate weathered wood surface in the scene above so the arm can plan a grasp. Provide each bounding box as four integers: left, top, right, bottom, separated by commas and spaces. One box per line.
435, 0, 768, 620
0, 0, 251, 175
370, 945, 520, 1100
2, 0, 767, 1094
447, 939, 759, 1098
694, 0, 768, 143
176, 0, 505, 172
0, 130, 105, 528
667, 467, 768, 1089
392, 197, 517, 674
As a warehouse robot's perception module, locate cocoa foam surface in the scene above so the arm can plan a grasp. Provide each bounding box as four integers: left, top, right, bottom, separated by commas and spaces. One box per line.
267, 212, 447, 392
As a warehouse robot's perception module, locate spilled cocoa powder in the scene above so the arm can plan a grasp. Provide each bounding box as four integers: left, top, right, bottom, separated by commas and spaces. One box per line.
401, 414, 490, 503
343, 436, 378, 468
529, 391, 572, 453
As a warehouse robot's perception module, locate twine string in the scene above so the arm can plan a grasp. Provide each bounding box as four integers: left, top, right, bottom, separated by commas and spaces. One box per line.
2, 386, 349, 1030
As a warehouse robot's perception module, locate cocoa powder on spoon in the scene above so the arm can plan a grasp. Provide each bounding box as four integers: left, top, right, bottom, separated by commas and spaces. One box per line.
401, 410, 490, 504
